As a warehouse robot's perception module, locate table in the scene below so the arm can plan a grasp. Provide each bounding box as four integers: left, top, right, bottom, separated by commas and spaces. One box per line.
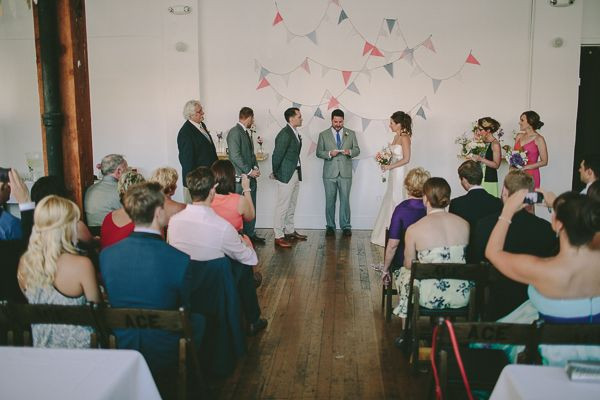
217, 151, 269, 161
490, 364, 600, 399
0, 347, 161, 400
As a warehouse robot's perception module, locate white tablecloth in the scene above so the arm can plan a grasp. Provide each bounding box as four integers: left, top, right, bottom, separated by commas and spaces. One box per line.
490, 364, 600, 400
0, 347, 161, 400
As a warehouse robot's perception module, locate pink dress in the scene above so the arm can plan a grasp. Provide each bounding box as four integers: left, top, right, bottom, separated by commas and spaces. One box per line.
211, 193, 244, 231
514, 139, 541, 188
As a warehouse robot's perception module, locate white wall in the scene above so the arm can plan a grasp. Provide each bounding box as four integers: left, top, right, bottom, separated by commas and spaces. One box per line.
582, 0, 600, 45
0, 0, 588, 229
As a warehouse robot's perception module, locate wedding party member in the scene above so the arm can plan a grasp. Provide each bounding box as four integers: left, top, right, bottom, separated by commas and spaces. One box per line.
271, 107, 307, 248
18, 195, 101, 348
226, 107, 265, 244
84, 154, 128, 228
149, 167, 186, 220
514, 110, 548, 188
381, 167, 430, 291
177, 100, 217, 202
371, 111, 412, 247
578, 154, 600, 194
485, 191, 600, 365
316, 109, 360, 237
470, 117, 502, 197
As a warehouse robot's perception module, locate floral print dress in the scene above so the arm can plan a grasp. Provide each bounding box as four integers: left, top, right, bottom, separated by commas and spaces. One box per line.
393, 245, 474, 318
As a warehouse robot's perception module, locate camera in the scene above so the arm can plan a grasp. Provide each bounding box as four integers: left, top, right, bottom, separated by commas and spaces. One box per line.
523, 191, 544, 205
0, 167, 10, 183
235, 175, 242, 183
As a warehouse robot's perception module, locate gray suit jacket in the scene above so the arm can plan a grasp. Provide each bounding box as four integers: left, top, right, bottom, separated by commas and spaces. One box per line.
272, 125, 301, 183
227, 123, 257, 175
316, 127, 360, 178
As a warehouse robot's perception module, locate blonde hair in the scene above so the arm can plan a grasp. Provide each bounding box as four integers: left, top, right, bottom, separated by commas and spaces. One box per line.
18, 195, 80, 290
117, 170, 145, 202
404, 167, 431, 197
149, 167, 178, 196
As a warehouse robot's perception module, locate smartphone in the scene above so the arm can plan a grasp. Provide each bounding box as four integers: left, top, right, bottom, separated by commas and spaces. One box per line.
0, 167, 10, 183
523, 191, 544, 205
235, 175, 242, 183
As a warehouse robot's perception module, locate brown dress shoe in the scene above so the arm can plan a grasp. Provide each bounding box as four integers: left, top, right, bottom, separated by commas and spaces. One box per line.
284, 231, 307, 241
274, 238, 292, 248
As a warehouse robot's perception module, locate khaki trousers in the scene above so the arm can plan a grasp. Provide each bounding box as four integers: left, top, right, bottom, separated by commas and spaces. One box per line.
273, 172, 300, 239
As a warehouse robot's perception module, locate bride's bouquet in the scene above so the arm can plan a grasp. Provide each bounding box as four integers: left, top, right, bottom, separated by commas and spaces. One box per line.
375, 146, 392, 182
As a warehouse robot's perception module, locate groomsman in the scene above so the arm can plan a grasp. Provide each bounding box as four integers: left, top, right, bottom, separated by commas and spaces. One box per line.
227, 107, 265, 244
316, 109, 360, 236
271, 107, 307, 248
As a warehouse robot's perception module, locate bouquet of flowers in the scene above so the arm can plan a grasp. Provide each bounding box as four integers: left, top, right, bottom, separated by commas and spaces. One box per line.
256, 135, 264, 154
505, 148, 528, 169
375, 146, 392, 182
455, 132, 487, 159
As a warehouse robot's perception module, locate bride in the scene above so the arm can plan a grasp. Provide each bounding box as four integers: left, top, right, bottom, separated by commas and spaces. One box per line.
371, 111, 412, 246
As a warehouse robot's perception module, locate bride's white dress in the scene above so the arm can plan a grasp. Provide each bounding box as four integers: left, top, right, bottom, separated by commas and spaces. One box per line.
371, 144, 405, 246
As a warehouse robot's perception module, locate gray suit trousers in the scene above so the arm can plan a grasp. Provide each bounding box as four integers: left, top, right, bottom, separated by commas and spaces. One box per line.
324, 175, 352, 229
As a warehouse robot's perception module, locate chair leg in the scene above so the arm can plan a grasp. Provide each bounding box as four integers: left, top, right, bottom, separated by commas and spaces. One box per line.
178, 339, 187, 400
381, 285, 386, 311
385, 285, 393, 322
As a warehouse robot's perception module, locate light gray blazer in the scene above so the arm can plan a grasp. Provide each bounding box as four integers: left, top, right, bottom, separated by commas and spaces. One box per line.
316, 128, 360, 179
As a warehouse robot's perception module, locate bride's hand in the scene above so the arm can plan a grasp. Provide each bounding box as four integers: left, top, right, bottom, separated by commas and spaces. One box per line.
381, 164, 390, 172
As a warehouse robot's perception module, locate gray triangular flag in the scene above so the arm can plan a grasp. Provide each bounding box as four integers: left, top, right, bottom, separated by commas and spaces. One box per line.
321, 65, 330, 78
347, 82, 360, 95
307, 31, 318, 45
314, 107, 324, 119
383, 63, 394, 77
260, 67, 270, 80
416, 106, 426, 119
338, 9, 348, 24
432, 79, 442, 93
401, 48, 414, 66
362, 118, 371, 131
386, 18, 396, 33
293, 102, 302, 108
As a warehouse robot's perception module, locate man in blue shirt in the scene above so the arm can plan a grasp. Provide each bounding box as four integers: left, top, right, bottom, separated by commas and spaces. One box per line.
0, 174, 22, 240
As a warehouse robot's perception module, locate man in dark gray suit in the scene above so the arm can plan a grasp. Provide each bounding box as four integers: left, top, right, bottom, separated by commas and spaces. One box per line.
271, 107, 307, 248
226, 107, 265, 244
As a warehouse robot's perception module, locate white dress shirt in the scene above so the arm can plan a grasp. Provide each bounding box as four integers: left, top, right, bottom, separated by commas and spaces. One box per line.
168, 203, 257, 265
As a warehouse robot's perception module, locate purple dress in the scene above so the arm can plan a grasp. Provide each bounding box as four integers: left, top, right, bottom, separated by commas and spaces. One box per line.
388, 198, 426, 268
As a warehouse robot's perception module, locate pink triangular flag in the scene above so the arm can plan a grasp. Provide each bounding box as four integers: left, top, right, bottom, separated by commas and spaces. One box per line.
256, 78, 270, 90
466, 52, 480, 65
272, 12, 283, 26
423, 37, 436, 53
370, 47, 384, 57
301, 58, 311, 73
342, 71, 352, 86
328, 96, 340, 110
362, 42, 375, 56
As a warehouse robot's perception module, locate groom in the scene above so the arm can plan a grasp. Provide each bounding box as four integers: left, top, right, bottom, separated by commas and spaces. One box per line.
316, 109, 360, 236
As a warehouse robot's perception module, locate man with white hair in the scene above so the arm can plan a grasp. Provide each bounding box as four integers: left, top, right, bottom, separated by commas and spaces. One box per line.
84, 154, 128, 228
177, 100, 218, 202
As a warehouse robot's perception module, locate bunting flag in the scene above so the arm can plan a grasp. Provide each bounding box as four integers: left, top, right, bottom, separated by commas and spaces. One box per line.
342, 70, 352, 85
307, 30, 318, 45
400, 48, 414, 65
432, 79, 442, 93
321, 65, 330, 78
256, 78, 270, 90
416, 107, 426, 120
293, 102, 302, 108
273, 11, 283, 26
383, 63, 394, 77
352, 159, 360, 172
361, 118, 371, 131
386, 18, 396, 33
308, 141, 318, 156
314, 107, 324, 119
411, 65, 423, 77
328, 96, 340, 110
422, 97, 430, 109
370, 47, 384, 57
423, 37, 436, 53
259, 67, 270, 80
465, 52, 480, 65
301, 58, 311, 73
363, 42, 375, 56
338, 9, 348, 24
347, 82, 360, 95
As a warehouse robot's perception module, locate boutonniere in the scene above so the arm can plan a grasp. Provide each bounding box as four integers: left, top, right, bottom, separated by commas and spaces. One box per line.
344, 130, 349, 137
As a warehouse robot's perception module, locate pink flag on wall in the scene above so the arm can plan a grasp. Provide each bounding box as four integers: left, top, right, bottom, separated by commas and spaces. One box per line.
423, 37, 436, 53
328, 96, 340, 110
466, 52, 480, 65
342, 71, 352, 85
363, 42, 375, 56
256, 78, 270, 90
301, 58, 311, 73
273, 12, 283, 26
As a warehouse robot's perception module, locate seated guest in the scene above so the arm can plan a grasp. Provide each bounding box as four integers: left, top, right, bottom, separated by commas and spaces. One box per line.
99, 182, 192, 389
84, 154, 128, 229
589, 180, 600, 202
17, 195, 101, 347
0, 170, 21, 240
149, 167, 186, 220
381, 167, 429, 291
486, 191, 600, 365
395, 177, 472, 320
100, 170, 145, 248
471, 171, 558, 320
168, 167, 267, 335
579, 154, 600, 194
449, 160, 502, 234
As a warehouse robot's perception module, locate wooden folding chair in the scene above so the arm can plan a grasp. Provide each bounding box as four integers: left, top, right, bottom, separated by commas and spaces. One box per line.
98, 306, 204, 400
6, 302, 101, 347
402, 262, 490, 372
380, 228, 398, 322
0, 300, 11, 345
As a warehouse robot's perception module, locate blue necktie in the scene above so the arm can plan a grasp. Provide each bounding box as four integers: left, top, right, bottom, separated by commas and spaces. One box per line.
335, 130, 342, 149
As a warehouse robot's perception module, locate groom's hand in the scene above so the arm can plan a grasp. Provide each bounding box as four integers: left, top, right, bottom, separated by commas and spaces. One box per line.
343, 149, 350, 156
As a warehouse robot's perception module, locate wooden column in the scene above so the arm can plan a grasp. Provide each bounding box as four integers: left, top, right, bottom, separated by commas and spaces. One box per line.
33, 0, 93, 211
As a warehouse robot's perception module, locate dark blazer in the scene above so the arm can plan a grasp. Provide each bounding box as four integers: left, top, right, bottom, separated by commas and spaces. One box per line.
449, 188, 502, 231
177, 120, 218, 187
227, 123, 257, 177
99, 231, 192, 374
471, 210, 558, 320
272, 124, 302, 183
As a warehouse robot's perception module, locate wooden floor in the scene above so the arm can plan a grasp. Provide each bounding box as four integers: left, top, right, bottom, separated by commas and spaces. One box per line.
217, 229, 428, 400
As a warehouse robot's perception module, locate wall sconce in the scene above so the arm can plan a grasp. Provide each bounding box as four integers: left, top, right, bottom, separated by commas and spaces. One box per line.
168, 5, 192, 15
549, 0, 574, 7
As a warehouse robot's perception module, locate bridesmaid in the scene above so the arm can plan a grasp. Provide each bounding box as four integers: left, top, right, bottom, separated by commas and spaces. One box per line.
514, 111, 548, 188
471, 117, 502, 197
